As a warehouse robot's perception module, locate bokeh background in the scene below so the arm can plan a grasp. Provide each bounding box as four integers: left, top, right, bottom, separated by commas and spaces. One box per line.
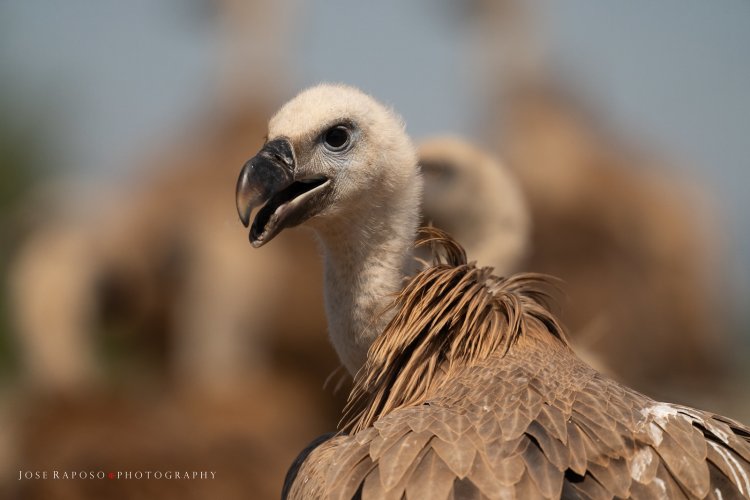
1, 1, 748, 498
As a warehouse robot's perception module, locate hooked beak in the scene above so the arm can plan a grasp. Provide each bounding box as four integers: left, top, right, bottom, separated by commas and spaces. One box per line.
236, 137, 330, 247
236, 138, 295, 227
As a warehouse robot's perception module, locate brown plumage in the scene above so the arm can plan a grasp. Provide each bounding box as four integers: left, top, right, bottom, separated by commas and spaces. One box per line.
286, 228, 750, 500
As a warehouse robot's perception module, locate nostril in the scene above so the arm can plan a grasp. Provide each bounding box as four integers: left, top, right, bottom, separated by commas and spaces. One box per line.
273, 152, 293, 168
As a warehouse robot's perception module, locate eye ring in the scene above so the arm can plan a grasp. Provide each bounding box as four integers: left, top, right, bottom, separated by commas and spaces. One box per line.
322, 125, 351, 152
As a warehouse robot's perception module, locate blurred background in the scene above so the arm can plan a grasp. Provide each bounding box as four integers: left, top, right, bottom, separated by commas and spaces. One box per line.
1, 1, 748, 498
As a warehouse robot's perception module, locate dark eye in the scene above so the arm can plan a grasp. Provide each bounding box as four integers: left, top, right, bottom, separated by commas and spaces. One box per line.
421, 160, 457, 182
323, 126, 350, 151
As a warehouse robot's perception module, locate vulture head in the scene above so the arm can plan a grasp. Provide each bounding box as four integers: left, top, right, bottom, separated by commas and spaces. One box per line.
236, 84, 422, 374
419, 136, 530, 276
236, 84, 420, 248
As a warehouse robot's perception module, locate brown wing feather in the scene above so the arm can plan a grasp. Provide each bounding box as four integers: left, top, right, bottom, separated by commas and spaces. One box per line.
286, 228, 750, 499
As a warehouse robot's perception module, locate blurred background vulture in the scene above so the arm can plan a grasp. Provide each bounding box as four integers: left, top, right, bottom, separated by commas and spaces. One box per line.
237, 85, 750, 499
0, 1, 748, 499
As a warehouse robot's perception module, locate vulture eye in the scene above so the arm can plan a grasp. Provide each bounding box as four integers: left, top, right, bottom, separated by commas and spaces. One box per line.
323, 126, 350, 151
421, 160, 457, 182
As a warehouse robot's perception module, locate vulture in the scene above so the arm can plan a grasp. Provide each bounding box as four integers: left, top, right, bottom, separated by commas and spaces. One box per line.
236, 84, 750, 499
419, 136, 530, 276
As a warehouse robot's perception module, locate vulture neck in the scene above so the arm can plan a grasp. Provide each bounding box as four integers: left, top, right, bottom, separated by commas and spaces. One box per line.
314, 181, 422, 376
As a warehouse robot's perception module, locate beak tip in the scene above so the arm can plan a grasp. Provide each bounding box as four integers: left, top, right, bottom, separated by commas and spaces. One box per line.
238, 209, 250, 228
249, 234, 265, 248
236, 167, 253, 228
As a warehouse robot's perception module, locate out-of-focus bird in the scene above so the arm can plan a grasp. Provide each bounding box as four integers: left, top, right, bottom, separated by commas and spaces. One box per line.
498, 85, 730, 394
419, 136, 530, 276
468, 0, 733, 403
235, 85, 750, 499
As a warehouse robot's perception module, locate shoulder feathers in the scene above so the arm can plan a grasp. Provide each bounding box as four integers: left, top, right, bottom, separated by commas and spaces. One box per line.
286, 228, 750, 500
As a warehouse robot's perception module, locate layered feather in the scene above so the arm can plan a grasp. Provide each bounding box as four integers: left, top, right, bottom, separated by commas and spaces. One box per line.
286, 229, 750, 500
342, 227, 567, 434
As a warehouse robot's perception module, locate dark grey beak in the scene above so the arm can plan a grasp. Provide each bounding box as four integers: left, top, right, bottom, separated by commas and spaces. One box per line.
236, 138, 296, 227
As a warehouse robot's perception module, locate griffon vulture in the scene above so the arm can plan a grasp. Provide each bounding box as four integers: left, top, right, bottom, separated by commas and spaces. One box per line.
256, 84, 750, 498
419, 136, 530, 276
